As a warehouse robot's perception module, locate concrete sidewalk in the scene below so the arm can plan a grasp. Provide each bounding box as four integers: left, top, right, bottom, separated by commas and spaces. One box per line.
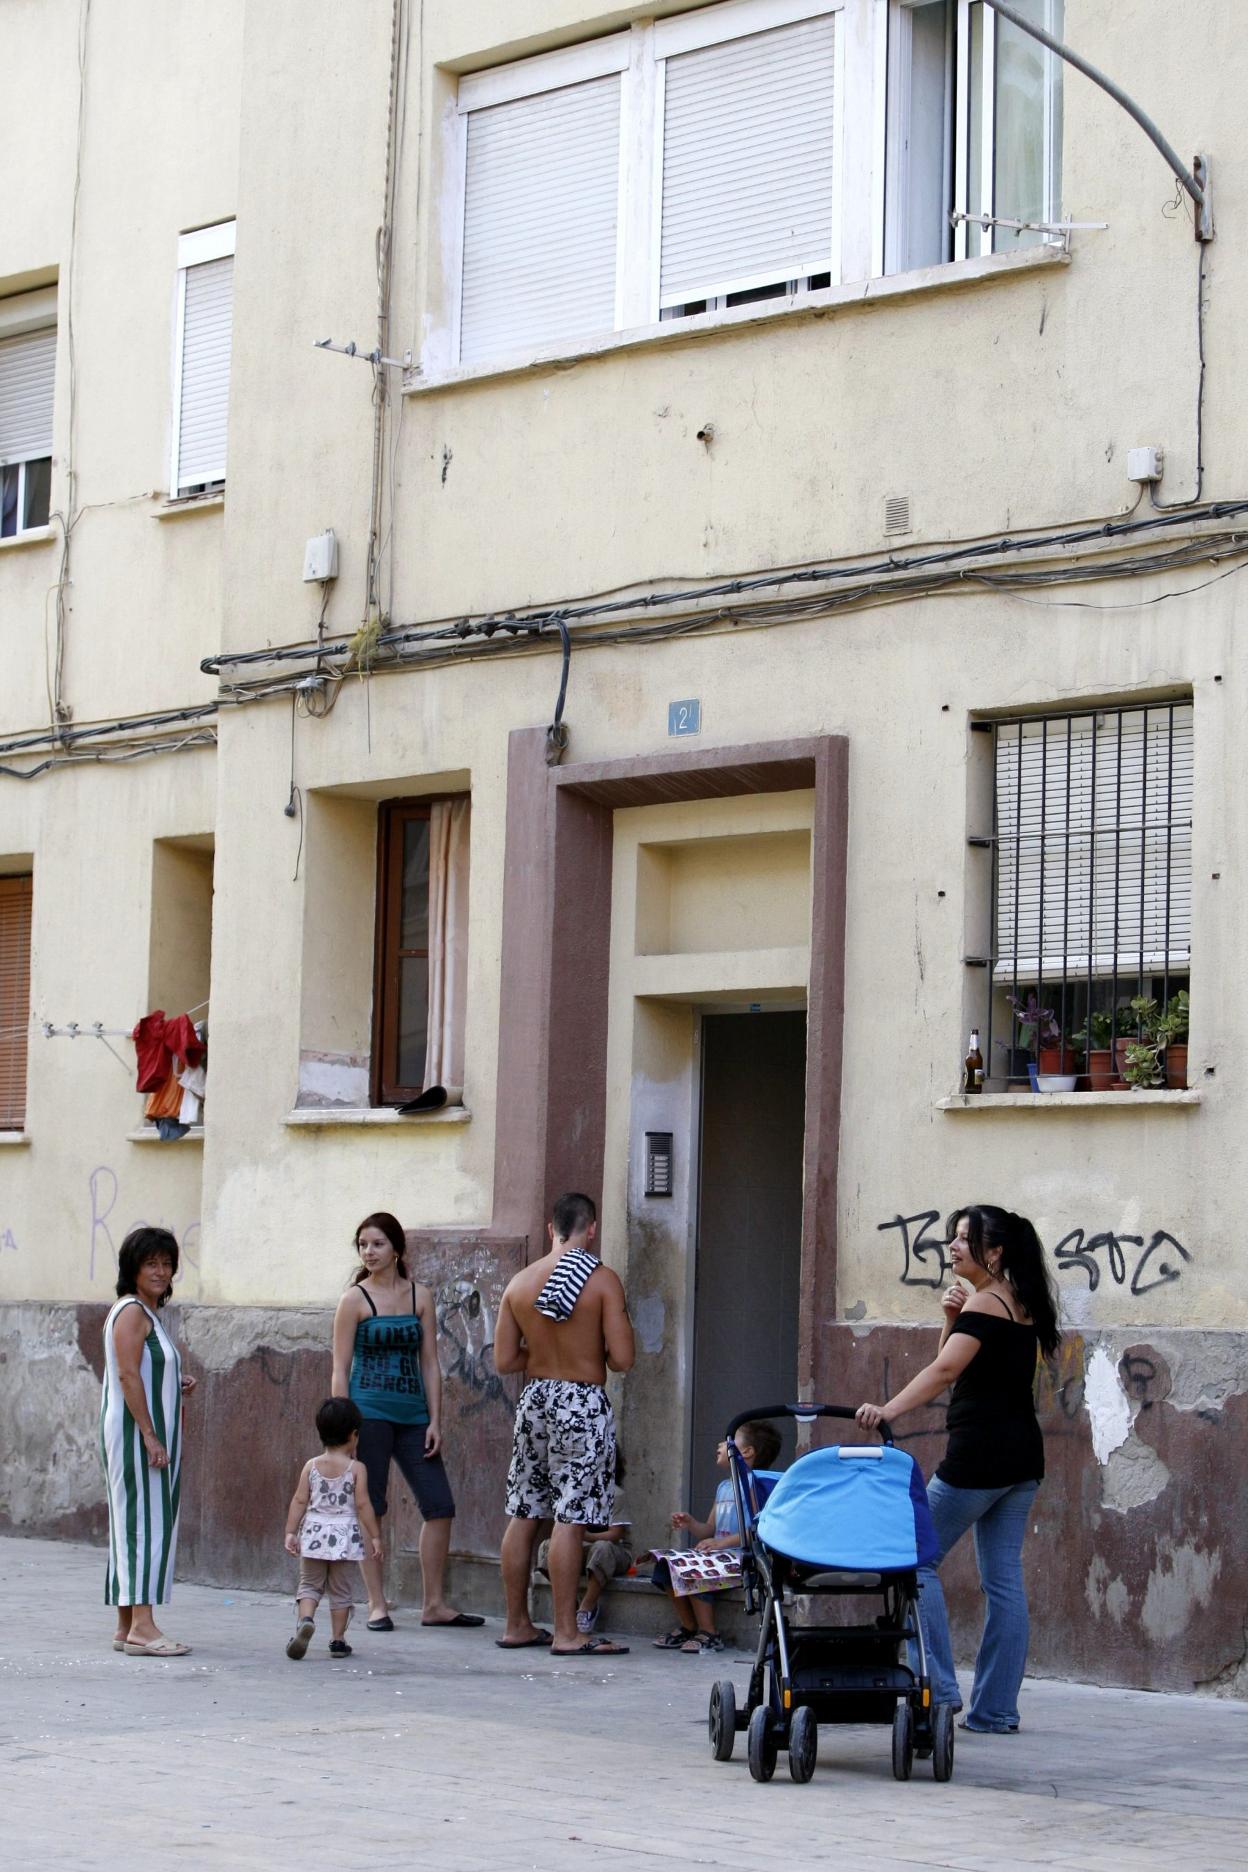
2, 1536, 1244, 1871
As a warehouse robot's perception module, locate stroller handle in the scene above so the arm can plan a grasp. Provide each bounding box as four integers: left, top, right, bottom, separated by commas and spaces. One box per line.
725, 1402, 894, 1446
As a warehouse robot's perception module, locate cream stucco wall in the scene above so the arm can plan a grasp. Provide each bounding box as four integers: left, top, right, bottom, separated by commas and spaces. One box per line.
2, 0, 1245, 1358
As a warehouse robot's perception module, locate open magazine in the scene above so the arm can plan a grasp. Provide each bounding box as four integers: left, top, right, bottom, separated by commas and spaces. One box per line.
651, 1546, 741, 1597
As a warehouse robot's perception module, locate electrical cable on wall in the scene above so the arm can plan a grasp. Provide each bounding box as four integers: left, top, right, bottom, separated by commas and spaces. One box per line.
1150, 241, 1208, 511
201, 501, 1248, 681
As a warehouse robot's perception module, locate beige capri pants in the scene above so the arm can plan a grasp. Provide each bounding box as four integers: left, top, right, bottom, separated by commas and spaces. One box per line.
297, 1558, 357, 1609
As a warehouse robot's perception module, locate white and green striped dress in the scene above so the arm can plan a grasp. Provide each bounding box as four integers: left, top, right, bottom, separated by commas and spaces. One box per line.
99, 1296, 183, 1606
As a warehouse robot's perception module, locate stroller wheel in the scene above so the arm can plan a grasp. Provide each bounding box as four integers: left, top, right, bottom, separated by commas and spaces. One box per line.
891, 1701, 914, 1781
747, 1705, 778, 1783
932, 1702, 955, 1782
787, 1705, 817, 1783
708, 1679, 737, 1762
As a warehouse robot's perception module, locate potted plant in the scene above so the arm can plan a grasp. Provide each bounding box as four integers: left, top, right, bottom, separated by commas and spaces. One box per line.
1072, 1006, 1134, 1092
1008, 993, 1075, 1078
1155, 990, 1190, 1089
1119, 993, 1189, 1091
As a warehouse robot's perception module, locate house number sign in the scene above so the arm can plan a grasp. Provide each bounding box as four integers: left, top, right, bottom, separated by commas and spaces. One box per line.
668, 698, 701, 737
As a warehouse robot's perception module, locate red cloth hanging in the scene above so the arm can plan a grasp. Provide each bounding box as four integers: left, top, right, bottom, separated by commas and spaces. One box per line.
132, 1010, 205, 1092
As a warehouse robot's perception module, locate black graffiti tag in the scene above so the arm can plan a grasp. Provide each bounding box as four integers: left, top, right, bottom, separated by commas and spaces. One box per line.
882, 1209, 1193, 1297
878, 1211, 951, 1289
1051, 1227, 1192, 1295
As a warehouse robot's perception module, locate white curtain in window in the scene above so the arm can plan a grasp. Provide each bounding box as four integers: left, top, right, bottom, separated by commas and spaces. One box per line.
995, 706, 1193, 981
460, 75, 621, 364
659, 13, 838, 306
0, 328, 55, 464
176, 256, 233, 491
424, 798, 470, 1095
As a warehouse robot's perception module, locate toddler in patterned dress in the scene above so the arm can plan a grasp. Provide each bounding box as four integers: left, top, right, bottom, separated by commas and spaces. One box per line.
283, 1397, 382, 1659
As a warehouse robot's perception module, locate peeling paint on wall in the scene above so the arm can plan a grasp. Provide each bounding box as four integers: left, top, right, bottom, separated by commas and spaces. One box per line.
1101, 1435, 1171, 1515
633, 1292, 665, 1356
1084, 1344, 1133, 1464
1141, 1540, 1223, 1644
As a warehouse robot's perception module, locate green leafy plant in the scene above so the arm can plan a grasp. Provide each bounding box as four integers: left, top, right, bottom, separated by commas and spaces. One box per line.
1154, 989, 1190, 1046
1072, 1005, 1136, 1053
1122, 1040, 1165, 1089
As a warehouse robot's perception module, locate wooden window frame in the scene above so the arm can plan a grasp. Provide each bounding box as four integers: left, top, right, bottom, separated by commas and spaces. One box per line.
371, 799, 432, 1107
0, 874, 33, 1131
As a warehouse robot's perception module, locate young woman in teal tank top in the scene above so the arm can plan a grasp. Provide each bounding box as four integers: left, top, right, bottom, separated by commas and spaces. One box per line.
331, 1211, 482, 1633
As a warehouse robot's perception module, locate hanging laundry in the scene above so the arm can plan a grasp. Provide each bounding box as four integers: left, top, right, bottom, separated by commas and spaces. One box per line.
177, 1050, 207, 1126
155, 1117, 190, 1142
145, 1066, 184, 1122
131, 1010, 206, 1092
132, 1010, 170, 1092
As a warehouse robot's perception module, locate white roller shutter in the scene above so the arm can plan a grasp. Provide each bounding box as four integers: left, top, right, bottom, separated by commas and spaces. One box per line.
995, 707, 1193, 981
175, 254, 233, 492
0, 328, 55, 465
460, 74, 621, 365
660, 13, 838, 307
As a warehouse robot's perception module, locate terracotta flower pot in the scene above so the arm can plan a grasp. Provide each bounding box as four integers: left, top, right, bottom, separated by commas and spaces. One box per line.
1085, 1047, 1113, 1093
1112, 1036, 1132, 1089
1166, 1043, 1188, 1090
1038, 1044, 1076, 1076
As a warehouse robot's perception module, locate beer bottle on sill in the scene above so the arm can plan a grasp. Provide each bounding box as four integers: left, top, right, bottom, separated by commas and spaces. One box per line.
964, 1029, 984, 1094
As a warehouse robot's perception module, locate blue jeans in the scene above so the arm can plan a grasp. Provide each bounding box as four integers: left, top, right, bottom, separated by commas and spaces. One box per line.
915, 1476, 1040, 1732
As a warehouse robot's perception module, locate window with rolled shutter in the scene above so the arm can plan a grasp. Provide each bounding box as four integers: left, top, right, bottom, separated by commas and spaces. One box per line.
171, 222, 235, 497
0, 328, 55, 467
993, 705, 1193, 982
0, 876, 33, 1131
459, 73, 622, 365
658, 11, 839, 309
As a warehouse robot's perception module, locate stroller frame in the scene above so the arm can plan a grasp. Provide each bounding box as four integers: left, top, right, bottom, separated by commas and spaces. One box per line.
709, 1403, 955, 1785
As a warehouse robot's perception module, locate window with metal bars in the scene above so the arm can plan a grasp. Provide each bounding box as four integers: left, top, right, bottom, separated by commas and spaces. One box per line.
973, 702, 1192, 1092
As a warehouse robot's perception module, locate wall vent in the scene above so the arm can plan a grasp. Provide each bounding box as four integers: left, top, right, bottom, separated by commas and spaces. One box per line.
883, 494, 911, 535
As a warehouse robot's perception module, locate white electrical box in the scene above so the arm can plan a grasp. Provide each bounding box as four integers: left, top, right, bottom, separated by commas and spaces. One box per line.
302, 529, 339, 582
1127, 447, 1164, 484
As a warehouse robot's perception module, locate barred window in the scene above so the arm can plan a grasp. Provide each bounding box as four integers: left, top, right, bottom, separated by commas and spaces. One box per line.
978, 702, 1192, 1092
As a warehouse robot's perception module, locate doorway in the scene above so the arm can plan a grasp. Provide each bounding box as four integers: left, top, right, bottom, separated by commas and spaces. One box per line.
690, 1009, 806, 1513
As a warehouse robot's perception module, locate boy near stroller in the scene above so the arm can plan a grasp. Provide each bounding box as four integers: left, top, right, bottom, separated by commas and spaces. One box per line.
283, 1397, 383, 1659
653, 1420, 781, 1654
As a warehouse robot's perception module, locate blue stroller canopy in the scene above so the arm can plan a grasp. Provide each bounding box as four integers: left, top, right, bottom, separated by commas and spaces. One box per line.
756, 1445, 939, 1572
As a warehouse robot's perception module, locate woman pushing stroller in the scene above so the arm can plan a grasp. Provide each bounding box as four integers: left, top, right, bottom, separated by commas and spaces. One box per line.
857, 1204, 1059, 1736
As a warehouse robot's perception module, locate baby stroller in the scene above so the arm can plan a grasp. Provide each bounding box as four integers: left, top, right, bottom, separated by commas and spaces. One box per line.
707, 1403, 954, 1785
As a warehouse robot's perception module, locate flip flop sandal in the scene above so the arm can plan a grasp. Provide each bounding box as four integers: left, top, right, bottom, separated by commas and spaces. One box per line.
653, 1627, 691, 1649
111, 1638, 127, 1652
494, 1629, 554, 1649
421, 1612, 485, 1627
122, 1638, 192, 1657
550, 1637, 630, 1657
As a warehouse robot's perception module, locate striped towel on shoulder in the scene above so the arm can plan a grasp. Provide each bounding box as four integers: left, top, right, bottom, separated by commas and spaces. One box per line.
535, 1249, 601, 1321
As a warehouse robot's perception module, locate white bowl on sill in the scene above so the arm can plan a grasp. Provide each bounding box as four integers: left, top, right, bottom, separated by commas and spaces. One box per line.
1035, 1074, 1078, 1093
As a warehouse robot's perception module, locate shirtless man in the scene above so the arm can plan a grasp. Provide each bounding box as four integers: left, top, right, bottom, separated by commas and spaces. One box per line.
494, 1191, 635, 1656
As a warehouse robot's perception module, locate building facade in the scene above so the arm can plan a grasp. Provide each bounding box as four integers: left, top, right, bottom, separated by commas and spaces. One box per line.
1, 0, 1244, 1691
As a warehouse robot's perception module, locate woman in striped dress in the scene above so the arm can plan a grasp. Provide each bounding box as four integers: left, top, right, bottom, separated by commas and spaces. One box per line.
100, 1226, 196, 1656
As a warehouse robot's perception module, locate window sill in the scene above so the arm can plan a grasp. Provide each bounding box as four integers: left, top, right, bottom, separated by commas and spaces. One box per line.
152, 493, 225, 522
0, 525, 55, 554
406, 247, 1069, 396
284, 1105, 471, 1129
0, 1130, 32, 1146
126, 1126, 205, 1144
938, 1089, 1202, 1112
